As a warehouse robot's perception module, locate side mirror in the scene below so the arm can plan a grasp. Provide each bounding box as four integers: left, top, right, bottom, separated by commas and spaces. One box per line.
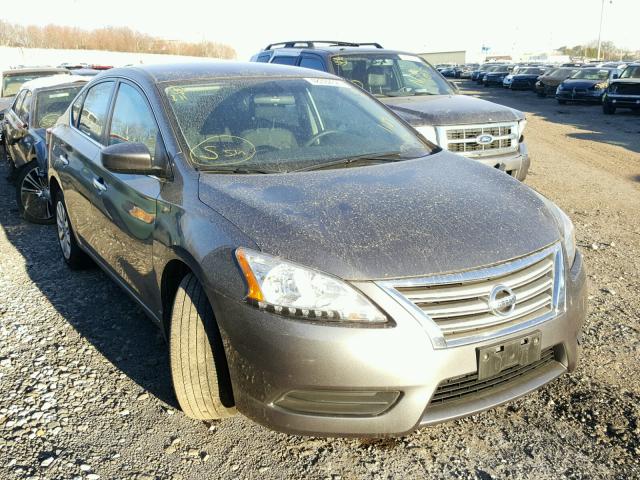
101, 142, 162, 176
612, 73, 619, 79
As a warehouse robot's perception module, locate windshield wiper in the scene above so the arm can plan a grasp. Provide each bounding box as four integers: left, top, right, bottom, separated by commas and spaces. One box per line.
200, 166, 278, 174
290, 152, 410, 173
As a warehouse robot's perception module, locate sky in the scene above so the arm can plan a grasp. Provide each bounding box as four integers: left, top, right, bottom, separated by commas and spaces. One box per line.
2, 0, 639, 60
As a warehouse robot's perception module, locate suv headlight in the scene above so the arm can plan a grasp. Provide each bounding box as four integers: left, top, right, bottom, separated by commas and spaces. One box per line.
235, 248, 387, 323
518, 118, 527, 138
415, 125, 438, 145
534, 193, 576, 266
593, 81, 608, 90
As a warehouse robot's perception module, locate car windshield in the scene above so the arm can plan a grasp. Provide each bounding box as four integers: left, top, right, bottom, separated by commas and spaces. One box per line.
330, 53, 453, 97
620, 66, 640, 79
35, 85, 84, 128
164, 77, 432, 173
571, 69, 611, 80
2, 72, 59, 97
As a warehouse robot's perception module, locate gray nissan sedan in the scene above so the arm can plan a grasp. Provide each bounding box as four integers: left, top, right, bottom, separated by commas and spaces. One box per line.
47, 62, 587, 436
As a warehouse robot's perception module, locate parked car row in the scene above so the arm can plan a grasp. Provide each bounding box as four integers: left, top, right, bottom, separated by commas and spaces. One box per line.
467, 61, 640, 115
0, 41, 587, 437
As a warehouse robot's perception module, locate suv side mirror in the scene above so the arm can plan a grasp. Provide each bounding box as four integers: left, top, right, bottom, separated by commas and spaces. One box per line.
612, 73, 619, 79
101, 142, 163, 176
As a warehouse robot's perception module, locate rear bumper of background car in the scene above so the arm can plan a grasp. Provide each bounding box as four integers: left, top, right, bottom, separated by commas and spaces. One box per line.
214, 247, 586, 437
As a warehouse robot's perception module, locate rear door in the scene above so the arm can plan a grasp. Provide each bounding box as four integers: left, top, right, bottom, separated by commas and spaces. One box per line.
52, 80, 116, 248
5, 90, 31, 166
91, 80, 164, 299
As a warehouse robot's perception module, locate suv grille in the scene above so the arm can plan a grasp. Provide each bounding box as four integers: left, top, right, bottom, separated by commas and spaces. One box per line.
385, 246, 561, 345
429, 347, 556, 405
442, 122, 519, 157
613, 83, 640, 95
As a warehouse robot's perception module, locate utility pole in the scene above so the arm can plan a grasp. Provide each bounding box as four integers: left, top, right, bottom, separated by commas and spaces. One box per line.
597, 0, 612, 60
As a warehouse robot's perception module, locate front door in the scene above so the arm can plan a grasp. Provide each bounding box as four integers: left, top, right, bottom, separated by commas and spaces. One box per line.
90, 81, 163, 299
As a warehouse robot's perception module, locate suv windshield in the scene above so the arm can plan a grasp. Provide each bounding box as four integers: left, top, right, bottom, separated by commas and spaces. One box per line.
519, 68, 543, 75
164, 77, 432, 173
2, 73, 58, 97
571, 69, 611, 80
330, 54, 453, 97
620, 66, 640, 79
35, 85, 84, 128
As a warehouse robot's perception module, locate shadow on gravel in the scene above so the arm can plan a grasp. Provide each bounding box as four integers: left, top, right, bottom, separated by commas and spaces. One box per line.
0, 154, 178, 408
455, 80, 640, 154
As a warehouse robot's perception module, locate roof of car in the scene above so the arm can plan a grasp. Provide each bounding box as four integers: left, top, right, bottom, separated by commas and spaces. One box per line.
102, 61, 338, 83
265, 46, 419, 57
20, 74, 89, 92
2, 67, 69, 76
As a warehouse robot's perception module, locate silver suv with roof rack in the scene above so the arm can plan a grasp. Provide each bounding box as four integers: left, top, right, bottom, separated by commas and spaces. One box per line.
251, 41, 531, 180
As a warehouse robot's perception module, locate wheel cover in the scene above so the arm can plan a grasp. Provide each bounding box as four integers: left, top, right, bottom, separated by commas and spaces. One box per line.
20, 167, 52, 220
56, 201, 71, 259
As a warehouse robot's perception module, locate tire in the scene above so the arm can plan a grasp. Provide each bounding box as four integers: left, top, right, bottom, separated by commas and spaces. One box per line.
54, 190, 91, 269
169, 273, 236, 420
603, 103, 616, 115
16, 161, 54, 224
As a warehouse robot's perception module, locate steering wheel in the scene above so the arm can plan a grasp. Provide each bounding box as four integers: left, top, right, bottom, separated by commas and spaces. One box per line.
304, 130, 341, 147
255, 145, 279, 154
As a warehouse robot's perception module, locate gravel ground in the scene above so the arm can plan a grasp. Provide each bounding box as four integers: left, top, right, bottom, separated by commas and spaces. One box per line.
1, 83, 639, 480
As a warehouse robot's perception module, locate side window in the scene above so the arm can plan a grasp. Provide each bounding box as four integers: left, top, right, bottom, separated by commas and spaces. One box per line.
108, 83, 160, 160
256, 53, 271, 63
299, 56, 326, 72
78, 81, 115, 143
19, 91, 33, 123
271, 56, 297, 66
71, 91, 86, 127
11, 90, 26, 114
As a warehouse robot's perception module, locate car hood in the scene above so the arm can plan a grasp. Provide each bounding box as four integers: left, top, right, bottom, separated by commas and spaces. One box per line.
610, 78, 640, 85
198, 152, 560, 280
380, 94, 522, 126
560, 79, 600, 89
539, 77, 564, 86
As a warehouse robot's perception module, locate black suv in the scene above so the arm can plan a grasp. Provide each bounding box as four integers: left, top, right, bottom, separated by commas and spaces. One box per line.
251, 41, 530, 180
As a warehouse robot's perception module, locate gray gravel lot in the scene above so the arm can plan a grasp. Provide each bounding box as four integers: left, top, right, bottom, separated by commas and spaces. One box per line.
0, 82, 639, 479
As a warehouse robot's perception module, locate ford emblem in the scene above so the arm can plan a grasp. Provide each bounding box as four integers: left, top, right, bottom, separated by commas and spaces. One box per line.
477, 134, 494, 145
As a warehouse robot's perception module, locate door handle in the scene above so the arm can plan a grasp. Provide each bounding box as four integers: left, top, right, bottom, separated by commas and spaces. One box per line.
92, 177, 107, 192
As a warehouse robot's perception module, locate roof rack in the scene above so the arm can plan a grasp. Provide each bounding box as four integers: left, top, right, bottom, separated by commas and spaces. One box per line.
264, 40, 383, 50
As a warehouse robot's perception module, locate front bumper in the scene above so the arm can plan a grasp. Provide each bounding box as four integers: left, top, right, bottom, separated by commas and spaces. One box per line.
604, 93, 640, 108
466, 141, 530, 181
215, 249, 587, 437
556, 89, 604, 103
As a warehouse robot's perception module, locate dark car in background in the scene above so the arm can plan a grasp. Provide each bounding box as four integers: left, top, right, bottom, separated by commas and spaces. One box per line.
535, 67, 579, 97
440, 65, 461, 78
471, 64, 499, 81
483, 65, 513, 87
459, 63, 480, 79
509, 67, 546, 90
1, 75, 88, 223
602, 63, 640, 114
251, 41, 531, 180
47, 61, 585, 437
556, 67, 621, 104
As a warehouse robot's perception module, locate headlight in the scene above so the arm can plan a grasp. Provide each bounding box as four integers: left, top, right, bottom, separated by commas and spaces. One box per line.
415, 125, 438, 145
593, 81, 608, 90
235, 248, 387, 323
557, 84, 565, 91
518, 118, 527, 138
534, 193, 576, 266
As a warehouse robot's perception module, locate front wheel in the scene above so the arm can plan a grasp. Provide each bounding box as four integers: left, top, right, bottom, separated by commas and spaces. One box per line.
16, 161, 54, 224
169, 274, 236, 420
602, 103, 616, 115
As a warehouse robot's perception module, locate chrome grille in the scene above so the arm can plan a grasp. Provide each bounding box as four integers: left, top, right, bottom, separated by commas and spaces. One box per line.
429, 347, 556, 405
441, 122, 518, 157
379, 245, 562, 347
613, 83, 640, 95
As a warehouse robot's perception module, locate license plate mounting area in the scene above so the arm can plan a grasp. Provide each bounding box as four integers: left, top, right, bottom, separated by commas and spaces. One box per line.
477, 332, 542, 381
